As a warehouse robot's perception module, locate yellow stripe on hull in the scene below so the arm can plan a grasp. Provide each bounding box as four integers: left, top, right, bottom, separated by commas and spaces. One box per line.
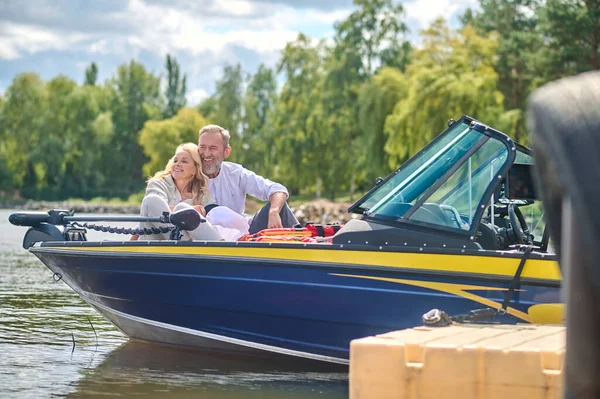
47, 245, 561, 281
331, 274, 565, 324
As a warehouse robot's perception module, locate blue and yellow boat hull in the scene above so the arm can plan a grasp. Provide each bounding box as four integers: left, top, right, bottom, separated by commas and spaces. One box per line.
31, 241, 562, 364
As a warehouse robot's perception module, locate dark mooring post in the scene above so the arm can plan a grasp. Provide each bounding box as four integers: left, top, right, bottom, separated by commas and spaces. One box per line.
528, 71, 600, 398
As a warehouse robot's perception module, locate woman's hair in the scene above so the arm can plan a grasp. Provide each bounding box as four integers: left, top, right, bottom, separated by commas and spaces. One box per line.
150, 142, 209, 205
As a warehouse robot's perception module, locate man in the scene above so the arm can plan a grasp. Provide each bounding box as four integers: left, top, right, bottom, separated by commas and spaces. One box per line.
198, 124, 298, 234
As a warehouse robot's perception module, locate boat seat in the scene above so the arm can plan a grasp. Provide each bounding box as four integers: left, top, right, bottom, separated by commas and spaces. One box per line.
414, 203, 456, 228
476, 222, 501, 250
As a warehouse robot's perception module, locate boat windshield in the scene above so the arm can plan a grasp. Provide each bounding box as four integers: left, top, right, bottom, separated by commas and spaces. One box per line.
358, 120, 511, 233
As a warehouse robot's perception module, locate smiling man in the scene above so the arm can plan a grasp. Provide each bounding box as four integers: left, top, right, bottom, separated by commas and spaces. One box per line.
198, 124, 298, 234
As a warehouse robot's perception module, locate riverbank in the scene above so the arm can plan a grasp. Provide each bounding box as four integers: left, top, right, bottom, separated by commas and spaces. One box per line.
6, 199, 140, 214
6, 198, 359, 225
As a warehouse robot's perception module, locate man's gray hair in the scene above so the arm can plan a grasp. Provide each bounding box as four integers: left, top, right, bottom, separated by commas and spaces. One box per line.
199, 124, 230, 147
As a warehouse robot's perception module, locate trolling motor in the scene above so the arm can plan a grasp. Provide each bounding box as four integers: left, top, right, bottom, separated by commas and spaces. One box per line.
9, 208, 203, 249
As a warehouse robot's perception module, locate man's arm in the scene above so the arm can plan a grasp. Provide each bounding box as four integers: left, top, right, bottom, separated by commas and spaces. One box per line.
267, 191, 288, 229
237, 165, 291, 229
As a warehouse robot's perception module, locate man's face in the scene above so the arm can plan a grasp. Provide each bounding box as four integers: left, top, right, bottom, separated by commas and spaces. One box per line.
198, 131, 230, 176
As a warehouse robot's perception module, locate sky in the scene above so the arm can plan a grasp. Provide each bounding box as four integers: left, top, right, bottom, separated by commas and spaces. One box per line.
0, 0, 477, 105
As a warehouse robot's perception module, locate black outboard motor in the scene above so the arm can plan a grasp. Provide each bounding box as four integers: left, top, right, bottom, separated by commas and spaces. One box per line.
528, 70, 600, 398
9, 209, 86, 249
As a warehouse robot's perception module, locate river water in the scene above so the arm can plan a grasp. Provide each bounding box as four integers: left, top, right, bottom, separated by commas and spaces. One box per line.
0, 210, 348, 398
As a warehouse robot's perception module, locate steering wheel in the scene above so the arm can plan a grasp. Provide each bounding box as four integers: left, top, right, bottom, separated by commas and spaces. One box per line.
508, 203, 532, 245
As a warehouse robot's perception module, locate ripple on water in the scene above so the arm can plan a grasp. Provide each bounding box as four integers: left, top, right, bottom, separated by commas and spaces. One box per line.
0, 210, 349, 399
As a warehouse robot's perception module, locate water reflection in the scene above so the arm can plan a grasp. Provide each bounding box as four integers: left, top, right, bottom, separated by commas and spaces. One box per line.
1, 210, 349, 398
69, 342, 348, 398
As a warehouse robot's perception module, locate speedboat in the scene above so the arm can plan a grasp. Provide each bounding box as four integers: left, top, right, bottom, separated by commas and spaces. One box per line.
9, 115, 562, 365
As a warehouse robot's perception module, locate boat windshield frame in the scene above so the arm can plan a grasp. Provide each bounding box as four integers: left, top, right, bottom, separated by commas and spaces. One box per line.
349, 115, 518, 237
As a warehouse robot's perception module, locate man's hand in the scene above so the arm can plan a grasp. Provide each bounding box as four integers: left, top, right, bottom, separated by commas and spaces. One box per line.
267, 191, 287, 229
267, 208, 283, 229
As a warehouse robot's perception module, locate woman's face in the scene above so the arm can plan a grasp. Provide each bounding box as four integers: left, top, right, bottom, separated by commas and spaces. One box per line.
171, 150, 197, 182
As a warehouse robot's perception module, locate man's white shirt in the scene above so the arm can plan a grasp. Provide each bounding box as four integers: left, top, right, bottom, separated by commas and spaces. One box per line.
207, 161, 289, 217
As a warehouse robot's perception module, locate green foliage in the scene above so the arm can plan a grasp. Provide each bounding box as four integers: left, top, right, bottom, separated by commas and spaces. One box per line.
540, 0, 600, 75
91, 111, 114, 145
358, 67, 408, 180
1, 73, 47, 188
384, 20, 513, 168
335, 0, 410, 76
139, 107, 207, 177
163, 54, 187, 118
270, 34, 326, 194
242, 64, 277, 176
211, 64, 244, 161
106, 61, 162, 196
85, 62, 98, 85
197, 96, 217, 121
462, 0, 543, 143
0, 1, 593, 204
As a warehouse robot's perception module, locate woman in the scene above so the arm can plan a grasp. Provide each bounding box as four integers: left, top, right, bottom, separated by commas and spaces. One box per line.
134, 143, 222, 241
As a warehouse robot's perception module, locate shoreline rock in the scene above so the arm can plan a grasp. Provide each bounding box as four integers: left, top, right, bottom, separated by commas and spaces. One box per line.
6, 200, 140, 215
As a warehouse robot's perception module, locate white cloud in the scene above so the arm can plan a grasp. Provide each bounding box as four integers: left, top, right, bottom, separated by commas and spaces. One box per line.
0, 21, 90, 60
404, 0, 477, 28
0, 0, 349, 66
186, 88, 209, 106
4, 0, 485, 101
89, 39, 109, 55
208, 0, 259, 17
102, 0, 300, 58
0, 40, 20, 60
304, 8, 352, 24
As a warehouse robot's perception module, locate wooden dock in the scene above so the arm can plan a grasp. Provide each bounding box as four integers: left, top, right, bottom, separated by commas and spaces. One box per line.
350, 324, 565, 398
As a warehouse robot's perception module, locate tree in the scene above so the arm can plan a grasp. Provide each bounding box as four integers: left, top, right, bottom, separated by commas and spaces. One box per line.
462, 0, 543, 142
315, 0, 410, 199
0, 94, 13, 192
358, 67, 408, 180
335, 0, 410, 76
107, 61, 162, 196
384, 20, 519, 168
242, 64, 277, 176
59, 84, 112, 198
540, 0, 600, 76
0, 73, 47, 189
139, 107, 208, 177
163, 54, 187, 118
31, 75, 78, 197
211, 64, 244, 162
197, 96, 217, 121
85, 62, 99, 85
270, 34, 326, 194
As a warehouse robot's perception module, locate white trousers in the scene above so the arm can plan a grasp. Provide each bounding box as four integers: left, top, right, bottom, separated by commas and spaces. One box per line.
205, 206, 249, 241
139, 194, 222, 241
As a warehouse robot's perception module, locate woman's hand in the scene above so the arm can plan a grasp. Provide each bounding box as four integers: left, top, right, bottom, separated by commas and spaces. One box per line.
130, 234, 140, 241
194, 205, 206, 216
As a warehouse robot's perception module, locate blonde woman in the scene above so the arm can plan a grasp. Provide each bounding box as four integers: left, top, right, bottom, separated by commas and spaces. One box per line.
135, 142, 222, 241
